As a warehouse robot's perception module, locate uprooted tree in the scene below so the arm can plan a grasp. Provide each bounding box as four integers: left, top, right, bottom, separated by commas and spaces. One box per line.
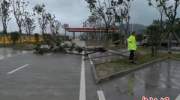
47, 14, 61, 36
47, 13, 62, 45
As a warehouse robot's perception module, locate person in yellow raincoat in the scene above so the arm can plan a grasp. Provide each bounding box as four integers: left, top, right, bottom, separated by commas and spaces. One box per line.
127, 32, 137, 63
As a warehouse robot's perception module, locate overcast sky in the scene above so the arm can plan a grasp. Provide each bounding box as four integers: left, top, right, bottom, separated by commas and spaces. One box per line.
2, 0, 180, 33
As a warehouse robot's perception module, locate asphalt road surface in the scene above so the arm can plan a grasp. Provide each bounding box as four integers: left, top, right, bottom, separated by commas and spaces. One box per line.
1, 48, 180, 100
0, 48, 81, 100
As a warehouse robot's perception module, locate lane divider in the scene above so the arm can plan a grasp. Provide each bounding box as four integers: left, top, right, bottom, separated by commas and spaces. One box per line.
7, 64, 29, 75
89, 55, 93, 65
79, 51, 86, 100
0, 55, 5, 60
97, 90, 106, 100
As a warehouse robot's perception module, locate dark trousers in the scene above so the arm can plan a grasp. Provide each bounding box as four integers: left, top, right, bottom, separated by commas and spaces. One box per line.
129, 50, 135, 61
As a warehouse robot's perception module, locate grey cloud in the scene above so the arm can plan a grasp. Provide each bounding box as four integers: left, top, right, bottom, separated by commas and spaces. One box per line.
1, 0, 180, 33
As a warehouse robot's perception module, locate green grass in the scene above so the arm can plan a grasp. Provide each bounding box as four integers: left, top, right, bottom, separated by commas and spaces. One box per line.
95, 53, 168, 79
172, 53, 180, 58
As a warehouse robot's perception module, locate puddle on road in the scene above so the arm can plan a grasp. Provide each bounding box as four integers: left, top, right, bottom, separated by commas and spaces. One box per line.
0, 48, 25, 57
101, 60, 180, 100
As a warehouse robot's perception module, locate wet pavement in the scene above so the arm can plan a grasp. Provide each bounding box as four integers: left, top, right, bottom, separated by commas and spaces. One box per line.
97, 60, 180, 100
0, 48, 28, 58
1, 47, 180, 100
90, 51, 124, 64
0, 48, 81, 100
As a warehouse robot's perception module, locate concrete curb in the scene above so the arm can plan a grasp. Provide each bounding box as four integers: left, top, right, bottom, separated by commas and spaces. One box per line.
108, 50, 128, 58
91, 56, 169, 84
88, 55, 100, 84
66, 51, 83, 56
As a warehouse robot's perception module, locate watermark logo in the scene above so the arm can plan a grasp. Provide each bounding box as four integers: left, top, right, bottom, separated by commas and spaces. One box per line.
142, 96, 170, 100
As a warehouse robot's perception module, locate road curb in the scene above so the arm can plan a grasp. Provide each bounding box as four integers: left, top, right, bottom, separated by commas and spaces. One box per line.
91, 56, 169, 84
66, 51, 83, 56
88, 55, 100, 84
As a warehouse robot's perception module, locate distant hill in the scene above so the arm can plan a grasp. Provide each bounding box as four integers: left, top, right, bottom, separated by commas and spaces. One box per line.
120, 24, 147, 34
130, 24, 147, 34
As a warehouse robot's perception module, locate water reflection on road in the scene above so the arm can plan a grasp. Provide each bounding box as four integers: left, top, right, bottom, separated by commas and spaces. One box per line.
101, 60, 180, 100
0, 48, 26, 57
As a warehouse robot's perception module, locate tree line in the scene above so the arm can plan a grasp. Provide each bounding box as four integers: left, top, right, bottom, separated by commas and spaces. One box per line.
85, 0, 180, 55
0, 0, 61, 44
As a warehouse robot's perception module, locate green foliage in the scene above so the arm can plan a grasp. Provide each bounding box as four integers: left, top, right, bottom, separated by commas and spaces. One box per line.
10, 31, 20, 44
33, 4, 49, 35
146, 24, 161, 46
148, 0, 180, 25
174, 18, 180, 36
0, 0, 11, 34
0, 31, 4, 35
136, 34, 144, 42
146, 21, 162, 56
85, 0, 96, 12
34, 33, 40, 43
69, 42, 75, 51
12, 0, 28, 34
33, 4, 46, 14
75, 46, 83, 53
24, 12, 36, 35
96, 52, 168, 78
112, 33, 120, 42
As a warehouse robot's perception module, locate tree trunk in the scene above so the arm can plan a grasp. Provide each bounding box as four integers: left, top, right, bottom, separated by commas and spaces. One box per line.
167, 33, 172, 54
19, 26, 22, 44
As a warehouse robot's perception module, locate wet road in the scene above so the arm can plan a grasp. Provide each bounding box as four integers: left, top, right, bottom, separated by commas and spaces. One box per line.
0, 48, 81, 100
95, 60, 180, 100
1, 48, 180, 100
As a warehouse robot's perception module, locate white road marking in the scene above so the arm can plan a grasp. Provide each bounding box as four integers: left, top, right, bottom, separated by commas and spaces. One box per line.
176, 94, 180, 100
7, 54, 12, 58
97, 90, 106, 100
88, 55, 94, 65
7, 64, 29, 75
0, 55, 4, 60
79, 51, 86, 100
90, 60, 93, 65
